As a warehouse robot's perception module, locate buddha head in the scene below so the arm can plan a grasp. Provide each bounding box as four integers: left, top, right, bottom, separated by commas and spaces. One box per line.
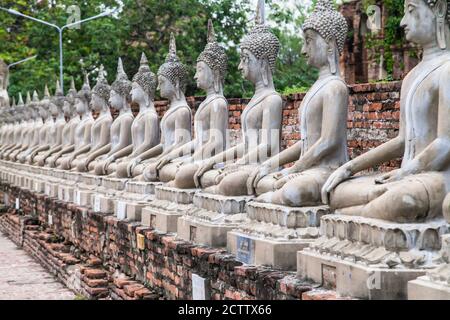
301, 0, 348, 75
132, 53, 157, 105
23, 92, 32, 121
196, 19, 228, 93
0, 59, 9, 108
30, 91, 40, 120
157, 33, 189, 100
75, 73, 91, 116
110, 58, 132, 111
38, 85, 52, 120
63, 77, 77, 117
50, 80, 65, 117
15, 93, 25, 121
400, 0, 450, 50
239, 0, 280, 86
92, 65, 110, 112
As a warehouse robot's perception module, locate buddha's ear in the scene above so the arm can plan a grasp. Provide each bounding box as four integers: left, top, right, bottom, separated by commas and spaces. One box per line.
435, 0, 448, 50
261, 59, 269, 86
213, 69, 221, 93
326, 36, 338, 75
175, 80, 181, 100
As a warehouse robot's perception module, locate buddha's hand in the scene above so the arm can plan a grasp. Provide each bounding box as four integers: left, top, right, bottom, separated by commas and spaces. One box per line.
193, 159, 215, 188
375, 169, 403, 185
127, 158, 140, 177
321, 164, 353, 205
247, 164, 271, 195
156, 155, 173, 171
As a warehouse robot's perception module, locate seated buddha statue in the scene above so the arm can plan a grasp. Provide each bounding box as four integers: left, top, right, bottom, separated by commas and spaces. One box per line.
8, 93, 35, 162
108, 53, 160, 177
146, 20, 228, 188
249, 0, 349, 207
17, 91, 44, 163
193, 0, 283, 196
322, 0, 450, 223
34, 81, 68, 166
0, 59, 9, 108
46, 78, 81, 168
25, 86, 56, 164
59, 74, 106, 171
88, 58, 134, 175
0, 95, 25, 159
126, 33, 192, 180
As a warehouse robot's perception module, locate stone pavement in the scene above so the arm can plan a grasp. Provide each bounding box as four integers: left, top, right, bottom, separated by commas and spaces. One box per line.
0, 232, 76, 300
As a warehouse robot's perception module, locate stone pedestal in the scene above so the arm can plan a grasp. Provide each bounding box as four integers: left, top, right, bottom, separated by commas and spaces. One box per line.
177, 192, 252, 247
140, 186, 197, 233
408, 234, 450, 300
297, 214, 450, 300
228, 203, 329, 270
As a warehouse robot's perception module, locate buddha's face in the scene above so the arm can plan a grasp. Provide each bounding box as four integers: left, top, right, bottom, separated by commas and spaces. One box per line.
38, 106, 47, 119
62, 100, 72, 116
75, 97, 86, 115
238, 49, 261, 82
158, 75, 176, 99
195, 61, 213, 91
131, 82, 146, 104
49, 102, 59, 116
109, 89, 123, 110
301, 29, 328, 68
400, 0, 437, 46
91, 93, 105, 112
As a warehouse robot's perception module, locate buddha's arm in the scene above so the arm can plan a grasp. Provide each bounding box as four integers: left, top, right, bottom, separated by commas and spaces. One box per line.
262, 141, 302, 170
86, 144, 111, 163
109, 145, 133, 160
293, 84, 348, 172
55, 145, 75, 158
406, 72, 450, 173
239, 95, 283, 164
132, 115, 160, 157
136, 143, 164, 162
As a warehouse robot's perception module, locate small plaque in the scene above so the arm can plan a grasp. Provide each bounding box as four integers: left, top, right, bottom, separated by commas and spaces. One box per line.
15, 198, 20, 210
192, 274, 210, 300
321, 264, 337, 289
117, 201, 127, 220
48, 214, 53, 226
236, 236, 255, 265
150, 214, 156, 228
136, 233, 145, 250
189, 226, 197, 242
65, 189, 71, 202
93, 195, 101, 212
45, 184, 51, 195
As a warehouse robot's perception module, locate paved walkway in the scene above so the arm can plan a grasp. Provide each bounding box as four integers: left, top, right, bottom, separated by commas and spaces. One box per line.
0, 232, 76, 300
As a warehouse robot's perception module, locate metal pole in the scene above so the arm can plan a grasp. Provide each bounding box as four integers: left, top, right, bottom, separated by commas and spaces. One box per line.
7, 55, 37, 70
1, 7, 116, 94
59, 29, 64, 92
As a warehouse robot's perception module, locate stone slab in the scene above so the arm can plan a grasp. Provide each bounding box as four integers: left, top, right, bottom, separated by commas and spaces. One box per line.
228, 230, 312, 270
297, 249, 426, 300
193, 192, 252, 215
155, 186, 197, 204
408, 276, 450, 300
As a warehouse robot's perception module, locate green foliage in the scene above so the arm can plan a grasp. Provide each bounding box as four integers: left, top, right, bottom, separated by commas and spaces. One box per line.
361, 0, 415, 78
0, 0, 318, 99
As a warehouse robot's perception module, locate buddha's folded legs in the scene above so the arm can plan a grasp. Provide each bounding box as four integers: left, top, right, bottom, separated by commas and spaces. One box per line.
158, 162, 179, 183
331, 172, 447, 223
258, 167, 333, 207
205, 169, 252, 196
255, 173, 278, 195
172, 163, 200, 189
200, 169, 221, 189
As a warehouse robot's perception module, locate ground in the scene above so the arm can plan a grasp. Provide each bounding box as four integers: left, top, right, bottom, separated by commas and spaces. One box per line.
0, 232, 76, 300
